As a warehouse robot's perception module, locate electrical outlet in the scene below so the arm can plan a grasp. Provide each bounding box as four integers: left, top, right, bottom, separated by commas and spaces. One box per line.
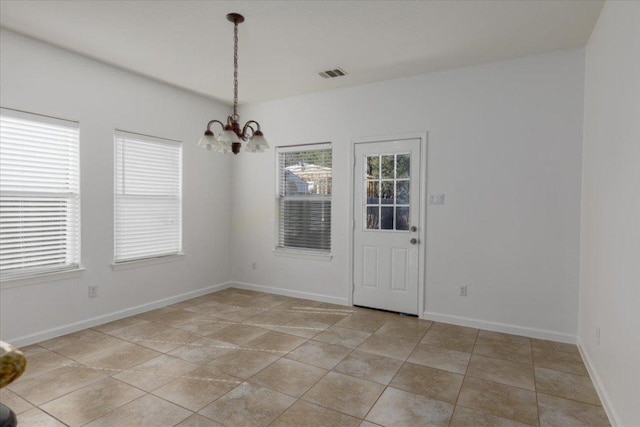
88, 285, 98, 298
595, 327, 600, 345
459, 285, 468, 296
251, 262, 257, 270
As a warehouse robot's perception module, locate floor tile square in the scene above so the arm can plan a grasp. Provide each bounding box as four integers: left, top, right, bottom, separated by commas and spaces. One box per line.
40, 377, 144, 426
313, 326, 371, 348
205, 349, 280, 379
175, 317, 230, 336
477, 330, 531, 345
531, 339, 580, 356
333, 312, 388, 333
533, 347, 588, 376
206, 324, 270, 345
365, 387, 454, 427
408, 343, 471, 374
333, 350, 403, 385
389, 362, 464, 403
450, 406, 533, 426
175, 414, 225, 426
357, 334, 418, 360
243, 330, 307, 352
168, 337, 239, 364
302, 371, 384, 418
271, 400, 361, 427
199, 382, 295, 427
0, 389, 34, 414
249, 358, 327, 397
537, 393, 610, 426
80, 341, 161, 370
457, 377, 538, 426
136, 327, 202, 352
374, 318, 432, 342
113, 355, 198, 392
84, 394, 192, 427
467, 354, 535, 390
17, 408, 67, 427
152, 368, 241, 411
14, 349, 75, 381
286, 340, 352, 369
107, 320, 168, 342
9, 365, 107, 406
91, 316, 146, 333
421, 328, 477, 353
473, 336, 533, 364
534, 367, 601, 405
135, 307, 180, 323
244, 310, 298, 327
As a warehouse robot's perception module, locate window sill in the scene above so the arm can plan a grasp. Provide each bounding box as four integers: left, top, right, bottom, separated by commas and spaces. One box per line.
112, 253, 185, 271
1, 267, 86, 289
272, 249, 333, 262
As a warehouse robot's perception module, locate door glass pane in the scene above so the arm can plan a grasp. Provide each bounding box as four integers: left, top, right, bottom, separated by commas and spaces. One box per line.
381, 155, 394, 179
366, 206, 379, 229
366, 181, 379, 204
396, 206, 409, 230
396, 154, 410, 178
396, 181, 410, 204
380, 181, 394, 204
363, 151, 412, 232
367, 156, 379, 178
381, 207, 394, 230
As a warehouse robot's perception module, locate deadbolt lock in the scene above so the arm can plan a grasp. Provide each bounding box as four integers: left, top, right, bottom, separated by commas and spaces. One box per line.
410, 226, 417, 232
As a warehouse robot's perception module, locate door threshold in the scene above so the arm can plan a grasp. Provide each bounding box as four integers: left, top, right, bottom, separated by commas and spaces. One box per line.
353, 305, 418, 317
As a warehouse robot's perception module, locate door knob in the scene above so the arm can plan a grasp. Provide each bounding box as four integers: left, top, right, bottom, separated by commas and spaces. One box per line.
410, 238, 418, 245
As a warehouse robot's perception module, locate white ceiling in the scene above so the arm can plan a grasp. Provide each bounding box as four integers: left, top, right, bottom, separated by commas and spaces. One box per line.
0, 0, 603, 106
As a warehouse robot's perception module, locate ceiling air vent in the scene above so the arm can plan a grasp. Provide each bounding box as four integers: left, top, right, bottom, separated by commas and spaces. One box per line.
319, 68, 348, 79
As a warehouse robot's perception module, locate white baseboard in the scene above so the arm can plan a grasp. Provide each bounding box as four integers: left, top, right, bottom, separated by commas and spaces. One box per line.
577, 338, 620, 427
229, 281, 350, 306
422, 310, 576, 343
10, 281, 233, 348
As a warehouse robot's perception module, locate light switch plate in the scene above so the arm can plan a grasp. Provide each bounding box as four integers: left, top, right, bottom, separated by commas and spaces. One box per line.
428, 193, 445, 205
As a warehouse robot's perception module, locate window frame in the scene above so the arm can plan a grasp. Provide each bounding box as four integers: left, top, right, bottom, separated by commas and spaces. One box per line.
113, 130, 183, 265
0, 108, 82, 282
275, 143, 332, 260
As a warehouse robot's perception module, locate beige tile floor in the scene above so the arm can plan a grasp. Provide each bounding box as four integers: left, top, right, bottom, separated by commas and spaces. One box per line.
1, 288, 610, 427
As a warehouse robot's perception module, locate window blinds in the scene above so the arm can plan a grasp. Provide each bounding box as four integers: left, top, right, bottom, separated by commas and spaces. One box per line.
277, 144, 332, 252
0, 109, 80, 278
114, 131, 182, 262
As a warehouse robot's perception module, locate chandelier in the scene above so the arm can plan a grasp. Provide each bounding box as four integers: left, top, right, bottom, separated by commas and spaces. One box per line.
198, 13, 268, 155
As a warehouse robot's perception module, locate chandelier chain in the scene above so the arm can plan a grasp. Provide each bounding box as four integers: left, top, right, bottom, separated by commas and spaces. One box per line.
233, 21, 239, 117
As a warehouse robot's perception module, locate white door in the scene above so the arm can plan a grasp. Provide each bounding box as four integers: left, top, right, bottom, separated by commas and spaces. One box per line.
353, 138, 422, 315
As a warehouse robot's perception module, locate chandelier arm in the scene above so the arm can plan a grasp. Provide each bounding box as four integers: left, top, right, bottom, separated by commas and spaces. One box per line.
241, 120, 261, 139
243, 120, 261, 132
206, 119, 225, 133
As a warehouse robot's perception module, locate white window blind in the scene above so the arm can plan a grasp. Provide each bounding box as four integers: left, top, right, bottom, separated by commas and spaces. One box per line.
0, 108, 80, 278
114, 131, 182, 262
277, 144, 332, 252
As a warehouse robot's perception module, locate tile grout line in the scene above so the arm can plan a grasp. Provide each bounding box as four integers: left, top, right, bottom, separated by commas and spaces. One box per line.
447, 327, 479, 427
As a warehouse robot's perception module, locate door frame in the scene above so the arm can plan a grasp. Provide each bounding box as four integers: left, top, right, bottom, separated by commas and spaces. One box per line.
348, 132, 428, 318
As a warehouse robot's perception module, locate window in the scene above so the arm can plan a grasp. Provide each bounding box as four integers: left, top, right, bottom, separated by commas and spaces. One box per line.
277, 143, 332, 252
0, 108, 80, 279
114, 131, 182, 263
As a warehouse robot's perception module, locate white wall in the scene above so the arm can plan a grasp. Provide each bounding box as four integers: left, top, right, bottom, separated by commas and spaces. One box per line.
579, 2, 640, 426
0, 30, 232, 345
231, 50, 585, 341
